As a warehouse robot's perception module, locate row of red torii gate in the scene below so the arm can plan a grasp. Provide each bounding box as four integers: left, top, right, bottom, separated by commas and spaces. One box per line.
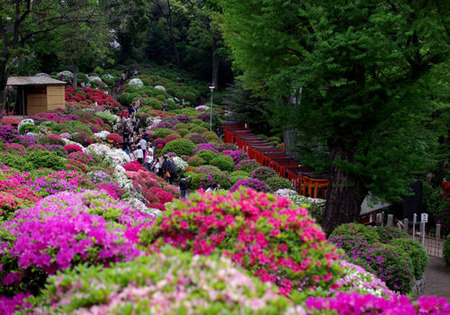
222, 120, 330, 199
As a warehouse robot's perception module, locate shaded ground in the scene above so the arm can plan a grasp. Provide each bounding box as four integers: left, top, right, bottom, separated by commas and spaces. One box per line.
421, 256, 450, 301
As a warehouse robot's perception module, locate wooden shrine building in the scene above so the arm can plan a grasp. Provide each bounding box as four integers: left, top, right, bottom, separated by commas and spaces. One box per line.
7, 76, 66, 115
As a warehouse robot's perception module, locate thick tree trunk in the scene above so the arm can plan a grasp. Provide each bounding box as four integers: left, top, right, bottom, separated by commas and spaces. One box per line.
322, 143, 367, 235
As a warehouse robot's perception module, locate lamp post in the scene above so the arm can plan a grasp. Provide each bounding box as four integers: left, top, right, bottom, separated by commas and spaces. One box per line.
209, 85, 215, 131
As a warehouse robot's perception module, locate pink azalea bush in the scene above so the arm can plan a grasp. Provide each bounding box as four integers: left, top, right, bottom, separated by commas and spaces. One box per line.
123, 161, 145, 172
30, 246, 302, 314
64, 143, 83, 153
304, 292, 450, 314
0, 190, 149, 296
140, 187, 342, 296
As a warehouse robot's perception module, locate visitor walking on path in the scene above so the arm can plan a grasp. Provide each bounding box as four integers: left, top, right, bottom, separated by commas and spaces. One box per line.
167, 156, 176, 185
179, 173, 188, 200
145, 150, 154, 172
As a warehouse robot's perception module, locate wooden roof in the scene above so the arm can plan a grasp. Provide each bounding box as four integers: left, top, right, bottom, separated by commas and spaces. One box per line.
7, 76, 66, 86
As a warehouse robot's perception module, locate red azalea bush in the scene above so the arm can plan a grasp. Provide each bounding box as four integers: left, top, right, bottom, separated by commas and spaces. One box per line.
64, 144, 83, 153
39, 134, 65, 146
123, 161, 145, 172
165, 133, 181, 142
65, 87, 120, 111
107, 133, 122, 145
140, 187, 342, 296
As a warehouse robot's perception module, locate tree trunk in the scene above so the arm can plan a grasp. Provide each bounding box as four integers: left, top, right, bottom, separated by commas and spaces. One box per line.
0, 62, 9, 119
322, 143, 367, 235
212, 38, 219, 87
166, 0, 182, 71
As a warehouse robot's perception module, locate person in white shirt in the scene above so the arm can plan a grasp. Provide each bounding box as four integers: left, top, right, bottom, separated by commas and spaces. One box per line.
139, 137, 147, 151
145, 150, 154, 172
205, 183, 220, 193
133, 146, 144, 165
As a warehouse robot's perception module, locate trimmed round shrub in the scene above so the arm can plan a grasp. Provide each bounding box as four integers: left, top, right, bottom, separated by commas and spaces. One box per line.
165, 133, 181, 142
266, 176, 294, 192
175, 123, 189, 130
123, 161, 145, 172
64, 144, 83, 153
25, 150, 66, 171
374, 226, 409, 244
190, 126, 208, 134
196, 165, 232, 190
390, 238, 428, 279
176, 114, 193, 124
176, 128, 189, 137
230, 178, 270, 192
195, 149, 219, 164
229, 171, 250, 185
202, 131, 220, 141
221, 149, 248, 164
234, 159, 260, 173
106, 133, 122, 145
153, 128, 177, 139
186, 133, 208, 144
187, 155, 205, 167
140, 188, 342, 296
39, 134, 65, 146
160, 139, 196, 157
329, 223, 380, 245
209, 155, 235, 172
32, 246, 298, 314
249, 166, 278, 181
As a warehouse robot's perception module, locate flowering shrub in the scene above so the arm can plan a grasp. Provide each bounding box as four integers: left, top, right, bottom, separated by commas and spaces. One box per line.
230, 178, 270, 192
187, 155, 205, 167
0, 292, 32, 314
64, 143, 83, 153
221, 149, 247, 164
30, 170, 84, 196
72, 132, 92, 146
154, 128, 177, 139
192, 143, 220, 154
39, 134, 65, 146
152, 138, 167, 147
165, 133, 181, 142
187, 132, 208, 144
67, 151, 94, 166
66, 87, 120, 110
390, 238, 428, 279
30, 110, 78, 124
87, 170, 113, 184
195, 165, 232, 189
374, 226, 409, 243
107, 133, 123, 145
123, 161, 145, 172
0, 190, 144, 296
31, 246, 300, 314
173, 156, 188, 172
210, 155, 235, 172
234, 158, 260, 172
249, 166, 278, 181
141, 188, 342, 295
304, 292, 450, 314
176, 114, 193, 123
161, 138, 196, 157
195, 112, 210, 122
176, 128, 189, 137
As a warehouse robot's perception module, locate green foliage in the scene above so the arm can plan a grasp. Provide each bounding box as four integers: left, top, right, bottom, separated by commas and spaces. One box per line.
0, 154, 33, 171
191, 126, 208, 134
25, 150, 67, 171
18, 124, 37, 135
329, 223, 379, 245
95, 111, 118, 126
194, 149, 219, 164
209, 155, 235, 172
229, 170, 250, 185
374, 226, 409, 244
161, 139, 196, 157
445, 235, 450, 266
390, 238, 428, 279
265, 176, 294, 192
187, 155, 205, 167
176, 128, 190, 137
153, 128, 177, 139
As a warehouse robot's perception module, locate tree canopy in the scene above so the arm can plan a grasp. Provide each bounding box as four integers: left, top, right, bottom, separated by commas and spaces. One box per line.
218, 0, 450, 233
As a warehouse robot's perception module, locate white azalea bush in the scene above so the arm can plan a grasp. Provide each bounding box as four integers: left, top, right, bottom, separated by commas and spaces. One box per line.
86, 143, 111, 157
57, 70, 73, 81
95, 111, 119, 126
128, 78, 144, 89
173, 156, 188, 172
94, 130, 110, 141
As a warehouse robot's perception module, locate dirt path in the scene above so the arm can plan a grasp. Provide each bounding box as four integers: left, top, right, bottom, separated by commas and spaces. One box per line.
421, 256, 450, 301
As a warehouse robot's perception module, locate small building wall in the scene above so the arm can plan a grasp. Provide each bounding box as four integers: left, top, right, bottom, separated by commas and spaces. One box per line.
47, 85, 66, 111
26, 85, 48, 115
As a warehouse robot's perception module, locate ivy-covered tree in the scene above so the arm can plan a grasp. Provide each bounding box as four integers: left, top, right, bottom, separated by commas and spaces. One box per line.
218, 0, 450, 234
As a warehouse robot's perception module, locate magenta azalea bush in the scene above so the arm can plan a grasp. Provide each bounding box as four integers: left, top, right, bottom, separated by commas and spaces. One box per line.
140, 188, 342, 296
230, 178, 270, 192
0, 190, 149, 296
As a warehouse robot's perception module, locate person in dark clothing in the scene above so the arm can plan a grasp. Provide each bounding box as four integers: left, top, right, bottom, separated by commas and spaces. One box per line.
134, 116, 141, 134
179, 173, 188, 200
123, 125, 131, 143
167, 156, 176, 185
161, 155, 168, 182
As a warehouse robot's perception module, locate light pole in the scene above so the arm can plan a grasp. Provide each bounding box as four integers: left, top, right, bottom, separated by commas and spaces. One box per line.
209, 85, 215, 131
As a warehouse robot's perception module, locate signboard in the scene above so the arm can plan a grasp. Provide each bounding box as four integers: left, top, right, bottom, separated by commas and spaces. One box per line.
421, 213, 428, 223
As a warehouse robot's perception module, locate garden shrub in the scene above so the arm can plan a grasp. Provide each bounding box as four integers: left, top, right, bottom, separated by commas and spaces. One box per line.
38, 134, 65, 146
390, 238, 428, 279
123, 161, 145, 172
230, 178, 270, 192
141, 188, 342, 296
230, 170, 250, 184
176, 128, 189, 137
221, 149, 248, 164
209, 155, 235, 172
18, 124, 37, 135
187, 155, 205, 167
191, 126, 208, 134
153, 128, 177, 139
0, 154, 33, 171
374, 226, 409, 244
0, 190, 146, 296
165, 133, 181, 142
175, 122, 188, 130
186, 132, 208, 144
160, 139, 196, 157
195, 165, 232, 189
266, 176, 294, 192
31, 246, 297, 314
202, 131, 219, 141
445, 234, 450, 266
329, 223, 380, 245
25, 150, 67, 171
234, 159, 260, 173
106, 133, 122, 145
249, 166, 278, 181
72, 133, 92, 146
193, 143, 220, 153
194, 149, 218, 163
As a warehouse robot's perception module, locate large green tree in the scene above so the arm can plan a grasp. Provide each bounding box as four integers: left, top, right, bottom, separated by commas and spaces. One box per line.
218, 0, 450, 234
0, 0, 99, 117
